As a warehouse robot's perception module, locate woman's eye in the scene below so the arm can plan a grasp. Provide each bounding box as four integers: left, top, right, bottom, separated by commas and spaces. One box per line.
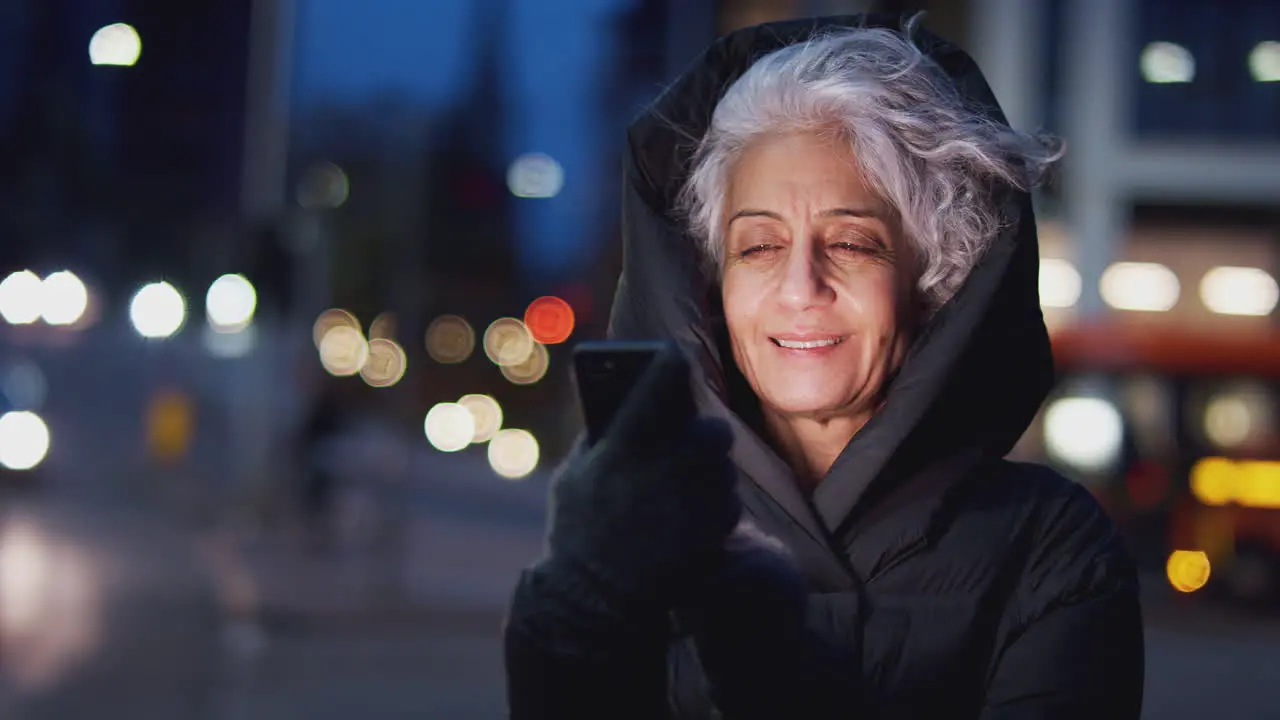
830, 239, 886, 257
739, 244, 780, 258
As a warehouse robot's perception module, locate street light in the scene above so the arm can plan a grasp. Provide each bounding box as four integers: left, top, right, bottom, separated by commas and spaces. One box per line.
0, 410, 51, 471
89, 23, 141, 67
40, 271, 89, 326
205, 274, 257, 332
0, 271, 43, 325
129, 282, 186, 339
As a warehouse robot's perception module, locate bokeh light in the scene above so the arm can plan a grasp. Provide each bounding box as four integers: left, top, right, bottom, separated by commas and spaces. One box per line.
1038, 259, 1081, 309
1199, 266, 1279, 317
1202, 385, 1273, 450
0, 270, 43, 325
507, 153, 564, 199
88, 23, 141, 66
483, 318, 535, 367
424, 402, 475, 452
1042, 396, 1124, 473
501, 341, 550, 385
205, 274, 257, 332
359, 338, 408, 387
1249, 41, 1280, 83
297, 161, 350, 209
0, 517, 102, 691
1140, 41, 1194, 84
487, 429, 539, 480
369, 312, 397, 340
129, 282, 186, 339
458, 394, 503, 443
40, 271, 89, 326
425, 315, 476, 364
1204, 394, 1260, 449
1100, 262, 1180, 312
313, 308, 360, 349
0, 411, 51, 471
1190, 458, 1280, 509
1166, 550, 1211, 593
523, 296, 575, 344
318, 325, 369, 376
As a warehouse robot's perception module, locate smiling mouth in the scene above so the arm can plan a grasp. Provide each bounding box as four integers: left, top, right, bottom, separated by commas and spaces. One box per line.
770, 336, 845, 349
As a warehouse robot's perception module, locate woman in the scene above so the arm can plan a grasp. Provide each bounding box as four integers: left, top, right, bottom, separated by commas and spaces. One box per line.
505, 14, 1144, 719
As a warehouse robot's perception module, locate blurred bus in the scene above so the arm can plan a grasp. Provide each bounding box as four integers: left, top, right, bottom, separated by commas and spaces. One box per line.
1014, 321, 1280, 605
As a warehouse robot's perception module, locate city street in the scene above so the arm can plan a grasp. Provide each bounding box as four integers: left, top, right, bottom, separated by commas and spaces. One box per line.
2, 450, 1279, 719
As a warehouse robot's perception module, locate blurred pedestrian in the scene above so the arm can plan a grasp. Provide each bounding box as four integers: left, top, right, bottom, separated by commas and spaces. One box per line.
296, 379, 347, 554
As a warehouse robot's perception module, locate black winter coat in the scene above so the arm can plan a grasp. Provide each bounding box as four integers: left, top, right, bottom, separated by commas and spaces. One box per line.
506, 14, 1144, 719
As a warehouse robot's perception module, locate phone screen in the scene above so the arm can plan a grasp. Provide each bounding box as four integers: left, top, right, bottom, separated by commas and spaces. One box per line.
572, 341, 666, 445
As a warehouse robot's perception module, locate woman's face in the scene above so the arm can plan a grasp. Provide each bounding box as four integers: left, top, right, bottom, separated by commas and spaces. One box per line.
720, 132, 916, 421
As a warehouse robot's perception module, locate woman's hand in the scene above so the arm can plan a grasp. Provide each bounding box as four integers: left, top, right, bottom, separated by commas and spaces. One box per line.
505, 345, 740, 718
542, 346, 741, 616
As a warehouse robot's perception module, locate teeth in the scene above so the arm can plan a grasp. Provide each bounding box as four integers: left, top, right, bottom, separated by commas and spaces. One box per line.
775, 337, 841, 349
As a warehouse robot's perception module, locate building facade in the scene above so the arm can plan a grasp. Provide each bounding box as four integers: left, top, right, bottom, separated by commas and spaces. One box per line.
970, 0, 1280, 328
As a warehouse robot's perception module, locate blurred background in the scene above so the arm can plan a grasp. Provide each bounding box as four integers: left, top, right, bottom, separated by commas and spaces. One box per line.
0, 0, 1277, 717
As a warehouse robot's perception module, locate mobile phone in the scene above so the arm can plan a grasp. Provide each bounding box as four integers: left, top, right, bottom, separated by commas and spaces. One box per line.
572, 341, 668, 445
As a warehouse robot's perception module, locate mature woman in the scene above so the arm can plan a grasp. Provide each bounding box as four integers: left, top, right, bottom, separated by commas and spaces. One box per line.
505, 14, 1144, 719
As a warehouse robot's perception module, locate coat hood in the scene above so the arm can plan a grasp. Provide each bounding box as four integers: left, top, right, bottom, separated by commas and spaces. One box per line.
607, 14, 1055, 550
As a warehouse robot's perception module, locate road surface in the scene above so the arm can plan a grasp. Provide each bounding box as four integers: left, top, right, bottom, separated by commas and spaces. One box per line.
2, 453, 1278, 718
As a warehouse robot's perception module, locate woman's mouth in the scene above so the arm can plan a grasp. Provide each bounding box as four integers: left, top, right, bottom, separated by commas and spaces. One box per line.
770, 336, 845, 349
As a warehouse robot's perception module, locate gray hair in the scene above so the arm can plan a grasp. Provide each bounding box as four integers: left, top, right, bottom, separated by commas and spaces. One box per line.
679, 23, 1063, 310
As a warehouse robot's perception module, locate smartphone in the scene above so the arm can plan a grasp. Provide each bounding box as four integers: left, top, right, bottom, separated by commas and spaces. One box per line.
572, 341, 668, 445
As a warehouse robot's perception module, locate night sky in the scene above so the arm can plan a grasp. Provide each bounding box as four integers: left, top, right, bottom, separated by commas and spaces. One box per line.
292, 0, 636, 287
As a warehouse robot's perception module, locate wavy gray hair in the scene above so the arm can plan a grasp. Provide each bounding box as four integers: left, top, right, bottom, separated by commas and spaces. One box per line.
679, 23, 1063, 311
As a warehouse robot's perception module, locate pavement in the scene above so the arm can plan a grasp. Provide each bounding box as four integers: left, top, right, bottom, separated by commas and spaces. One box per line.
3, 443, 1280, 718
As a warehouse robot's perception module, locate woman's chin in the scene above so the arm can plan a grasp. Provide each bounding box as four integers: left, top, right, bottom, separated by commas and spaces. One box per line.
761, 386, 858, 419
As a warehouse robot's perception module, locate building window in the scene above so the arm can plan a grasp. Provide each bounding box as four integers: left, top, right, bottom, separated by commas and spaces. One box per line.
1133, 0, 1280, 141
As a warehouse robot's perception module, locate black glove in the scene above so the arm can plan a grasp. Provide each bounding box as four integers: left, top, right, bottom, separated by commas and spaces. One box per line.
505, 345, 741, 718
680, 522, 861, 718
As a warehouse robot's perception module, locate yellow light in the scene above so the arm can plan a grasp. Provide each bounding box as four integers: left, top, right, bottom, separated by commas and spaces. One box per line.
318, 326, 368, 377
1190, 458, 1280, 509
359, 338, 407, 387
1166, 550, 1211, 593
458, 394, 503, 444
369, 312, 397, 340
483, 318, 535, 367
145, 392, 192, 464
313, 309, 360, 349
488, 429, 539, 480
501, 341, 549, 385
425, 315, 476, 364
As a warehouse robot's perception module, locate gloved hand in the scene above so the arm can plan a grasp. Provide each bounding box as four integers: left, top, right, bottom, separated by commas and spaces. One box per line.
680, 521, 860, 718
505, 344, 741, 696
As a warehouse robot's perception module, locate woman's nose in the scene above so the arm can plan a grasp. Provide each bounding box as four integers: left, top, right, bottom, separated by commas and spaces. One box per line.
777, 246, 834, 310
